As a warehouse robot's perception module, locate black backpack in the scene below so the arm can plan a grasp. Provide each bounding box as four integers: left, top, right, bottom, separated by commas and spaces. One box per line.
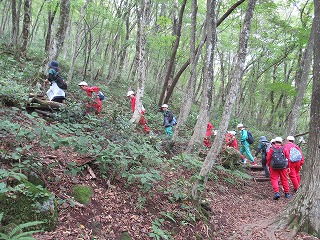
247, 131, 254, 144
54, 72, 68, 90
270, 146, 288, 169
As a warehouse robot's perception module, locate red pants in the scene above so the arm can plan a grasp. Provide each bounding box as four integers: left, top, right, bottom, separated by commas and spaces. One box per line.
139, 115, 150, 133
288, 162, 301, 191
269, 167, 290, 193
86, 101, 102, 115
204, 137, 211, 147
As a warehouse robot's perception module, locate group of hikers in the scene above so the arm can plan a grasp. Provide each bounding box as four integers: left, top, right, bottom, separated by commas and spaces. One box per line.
44, 60, 177, 135
211, 123, 305, 200
45, 61, 305, 200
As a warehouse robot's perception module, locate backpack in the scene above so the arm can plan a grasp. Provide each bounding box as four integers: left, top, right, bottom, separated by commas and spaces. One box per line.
247, 131, 254, 144
270, 146, 288, 169
171, 116, 177, 126
98, 91, 105, 101
54, 72, 68, 90
289, 147, 302, 162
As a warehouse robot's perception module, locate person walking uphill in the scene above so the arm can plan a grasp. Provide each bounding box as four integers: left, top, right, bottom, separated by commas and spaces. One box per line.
203, 122, 214, 147
44, 60, 66, 103
161, 104, 174, 137
266, 137, 290, 200
283, 136, 304, 192
78, 81, 102, 115
254, 136, 270, 178
127, 91, 150, 134
237, 123, 256, 165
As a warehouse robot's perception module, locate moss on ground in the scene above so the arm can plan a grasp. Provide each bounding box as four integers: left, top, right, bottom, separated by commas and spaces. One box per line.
72, 185, 93, 205
0, 179, 58, 231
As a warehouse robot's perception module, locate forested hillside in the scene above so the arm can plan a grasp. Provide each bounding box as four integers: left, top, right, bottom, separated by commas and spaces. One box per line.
1, 0, 320, 239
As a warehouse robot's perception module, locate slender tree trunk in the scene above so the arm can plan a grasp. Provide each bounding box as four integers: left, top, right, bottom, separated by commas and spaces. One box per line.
0, 1, 11, 36
192, 0, 257, 201
45, 2, 59, 52
286, 20, 315, 135
20, 0, 31, 58
158, 0, 187, 106
48, 0, 70, 63
29, 0, 46, 47
185, 0, 217, 153
131, 0, 150, 123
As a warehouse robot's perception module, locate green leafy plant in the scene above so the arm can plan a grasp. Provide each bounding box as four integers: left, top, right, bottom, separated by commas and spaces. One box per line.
149, 218, 172, 240
0, 212, 44, 240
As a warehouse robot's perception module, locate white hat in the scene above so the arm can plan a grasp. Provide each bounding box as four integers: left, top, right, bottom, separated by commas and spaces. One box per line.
161, 104, 168, 108
78, 81, 88, 86
127, 90, 134, 96
237, 123, 244, 128
270, 139, 275, 143
274, 137, 283, 143
287, 136, 295, 141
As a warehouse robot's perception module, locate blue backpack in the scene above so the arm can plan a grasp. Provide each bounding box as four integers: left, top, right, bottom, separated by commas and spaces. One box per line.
289, 147, 302, 162
247, 131, 254, 144
171, 117, 177, 126
98, 91, 105, 101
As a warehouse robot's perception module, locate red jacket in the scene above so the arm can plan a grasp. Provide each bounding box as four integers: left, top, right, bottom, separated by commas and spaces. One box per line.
283, 142, 304, 166
205, 122, 214, 137
130, 96, 145, 114
266, 143, 284, 167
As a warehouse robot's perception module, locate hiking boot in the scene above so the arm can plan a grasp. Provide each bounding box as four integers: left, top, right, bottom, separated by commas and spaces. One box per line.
242, 158, 247, 164
273, 192, 281, 200
284, 193, 291, 199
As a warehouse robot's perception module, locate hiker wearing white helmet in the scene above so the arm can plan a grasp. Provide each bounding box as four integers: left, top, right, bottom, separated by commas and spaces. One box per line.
266, 137, 290, 200
237, 123, 256, 165
161, 104, 174, 136
78, 81, 102, 115
283, 136, 304, 192
126, 90, 150, 134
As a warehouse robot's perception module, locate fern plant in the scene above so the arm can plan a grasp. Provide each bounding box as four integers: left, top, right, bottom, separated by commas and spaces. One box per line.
0, 213, 43, 240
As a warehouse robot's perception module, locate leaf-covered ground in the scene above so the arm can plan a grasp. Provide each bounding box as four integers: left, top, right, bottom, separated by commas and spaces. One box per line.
1, 109, 318, 240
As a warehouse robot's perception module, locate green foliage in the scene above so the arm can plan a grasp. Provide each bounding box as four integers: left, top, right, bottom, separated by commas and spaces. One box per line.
72, 185, 93, 205
149, 218, 172, 240
0, 79, 29, 107
0, 213, 44, 240
163, 178, 191, 203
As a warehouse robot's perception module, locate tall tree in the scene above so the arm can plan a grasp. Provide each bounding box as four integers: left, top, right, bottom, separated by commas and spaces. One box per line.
131, 0, 151, 124
158, 0, 187, 106
48, 0, 70, 63
192, 0, 257, 201
185, 0, 217, 153
20, 0, 31, 58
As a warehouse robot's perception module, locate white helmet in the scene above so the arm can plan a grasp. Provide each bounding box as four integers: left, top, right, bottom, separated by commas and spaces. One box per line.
127, 90, 135, 96
274, 137, 283, 143
78, 81, 88, 86
161, 104, 169, 108
237, 123, 244, 128
287, 136, 295, 141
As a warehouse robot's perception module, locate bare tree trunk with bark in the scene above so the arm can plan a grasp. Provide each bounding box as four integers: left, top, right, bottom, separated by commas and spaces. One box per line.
185, 0, 217, 153
20, 0, 31, 58
130, 0, 150, 124
192, 0, 257, 201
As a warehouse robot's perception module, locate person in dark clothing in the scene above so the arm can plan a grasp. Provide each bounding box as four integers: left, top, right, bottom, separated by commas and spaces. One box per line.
45, 60, 66, 103
254, 136, 270, 178
161, 104, 174, 137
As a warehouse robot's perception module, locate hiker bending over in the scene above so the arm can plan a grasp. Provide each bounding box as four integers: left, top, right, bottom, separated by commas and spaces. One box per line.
237, 123, 256, 165
127, 90, 150, 134
266, 137, 290, 200
254, 136, 270, 178
78, 81, 102, 115
45, 60, 66, 103
283, 136, 304, 192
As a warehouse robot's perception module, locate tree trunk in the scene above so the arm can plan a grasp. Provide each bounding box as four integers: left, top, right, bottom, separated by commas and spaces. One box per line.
158, 0, 187, 106
48, 0, 70, 63
28, 0, 46, 47
185, 0, 217, 153
286, 19, 315, 136
20, 0, 31, 58
45, 2, 59, 52
130, 0, 150, 123
192, 0, 257, 201
172, 0, 198, 141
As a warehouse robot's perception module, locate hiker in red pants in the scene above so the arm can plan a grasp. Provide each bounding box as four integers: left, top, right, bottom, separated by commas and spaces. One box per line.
266, 137, 290, 200
283, 136, 304, 192
127, 91, 150, 134
78, 81, 102, 115
203, 122, 214, 147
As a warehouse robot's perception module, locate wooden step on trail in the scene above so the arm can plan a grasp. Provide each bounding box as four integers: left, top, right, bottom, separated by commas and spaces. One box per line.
249, 165, 264, 171
253, 177, 270, 182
